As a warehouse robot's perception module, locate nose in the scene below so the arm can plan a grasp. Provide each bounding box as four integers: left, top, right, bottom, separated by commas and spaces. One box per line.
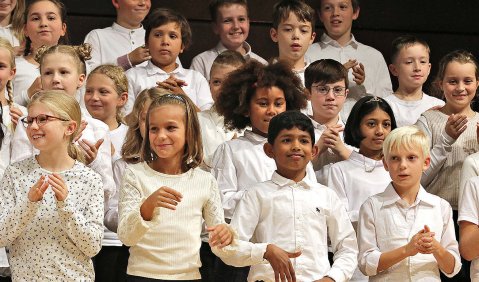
292, 28, 300, 39
291, 139, 301, 150
331, 6, 339, 16
266, 103, 278, 116
52, 72, 61, 83
138, 0, 145, 5
39, 16, 48, 27
413, 61, 420, 71
376, 125, 384, 135
232, 18, 240, 29
457, 81, 466, 92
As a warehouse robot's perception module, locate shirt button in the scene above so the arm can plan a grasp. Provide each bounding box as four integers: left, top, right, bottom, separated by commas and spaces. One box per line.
132, 41, 135, 44
131, 30, 135, 33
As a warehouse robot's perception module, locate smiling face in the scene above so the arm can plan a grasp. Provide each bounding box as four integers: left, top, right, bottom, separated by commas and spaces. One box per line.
0, 0, 16, 23
24, 0, 66, 49
390, 43, 431, 91
147, 21, 183, 72
113, 0, 151, 28
359, 108, 392, 159
213, 3, 249, 53
441, 61, 479, 113
0, 47, 15, 95
249, 86, 287, 136
40, 52, 85, 96
318, 0, 358, 45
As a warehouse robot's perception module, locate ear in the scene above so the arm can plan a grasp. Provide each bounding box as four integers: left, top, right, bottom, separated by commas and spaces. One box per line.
304, 88, 312, 100
310, 31, 316, 44
270, 28, 278, 43
344, 88, 349, 98
389, 64, 398, 77
311, 144, 319, 159
382, 158, 390, 172
423, 156, 431, 171
111, 0, 120, 9
263, 142, 275, 159
117, 91, 128, 107
77, 73, 86, 89
65, 120, 78, 136
60, 23, 67, 37
352, 6, 360, 20
8, 67, 16, 81
180, 43, 185, 54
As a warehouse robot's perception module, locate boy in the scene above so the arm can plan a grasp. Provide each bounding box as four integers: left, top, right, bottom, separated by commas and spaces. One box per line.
384, 35, 444, 127
199, 50, 246, 169
84, 0, 152, 71
305, 0, 392, 121
213, 111, 358, 282
357, 126, 461, 281
190, 0, 267, 80
305, 59, 352, 185
125, 8, 213, 114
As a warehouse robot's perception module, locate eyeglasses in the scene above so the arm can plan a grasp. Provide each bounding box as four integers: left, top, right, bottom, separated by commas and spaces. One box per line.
21, 114, 69, 128
312, 85, 347, 97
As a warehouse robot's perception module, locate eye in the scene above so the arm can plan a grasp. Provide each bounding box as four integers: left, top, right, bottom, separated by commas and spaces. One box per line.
408, 155, 418, 161
340, 3, 349, 10
383, 121, 391, 128
43, 70, 52, 75
223, 18, 232, 23
170, 33, 178, 39
37, 115, 48, 123
322, 5, 332, 11
391, 156, 399, 161
283, 27, 293, 32
100, 89, 109, 95
238, 17, 247, 22
366, 121, 376, 127
167, 125, 177, 131
153, 32, 162, 37
405, 60, 413, 64
465, 79, 474, 85
275, 100, 285, 107
211, 79, 222, 86
301, 28, 309, 34
149, 126, 158, 133
448, 79, 457, 85
281, 137, 291, 143
48, 15, 56, 21
60, 70, 70, 75
300, 138, 310, 144
30, 15, 40, 21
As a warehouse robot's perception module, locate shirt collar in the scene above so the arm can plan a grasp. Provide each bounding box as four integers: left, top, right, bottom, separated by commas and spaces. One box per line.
320, 33, 359, 49
382, 183, 438, 207
214, 41, 254, 59
309, 115, 344, 131
271, 171, 314, 189
145, 60, 184, 76
243, 129, 267, 144
112, 22, 144, 34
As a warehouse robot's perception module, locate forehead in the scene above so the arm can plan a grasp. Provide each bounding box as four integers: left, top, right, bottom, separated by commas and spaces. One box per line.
313, 79, 346, 86
280, 12, 313, 27
320, 0, 353, 6
149, 103, 185, 120
86, 73, 116, 86
398, 43, 429, 57
278, 127, 311, 138
29, 0, 61, 14
210, 64, 238, 77
42, 52, 77, 67
444, 61, 477, 77
217, 4, 248, 18
253, 86, 285, 99
151, 21, 181, 33
28, 102, 53, 115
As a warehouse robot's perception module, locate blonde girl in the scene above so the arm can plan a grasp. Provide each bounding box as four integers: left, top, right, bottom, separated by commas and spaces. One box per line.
0, 0, 24, 49
118, 93, 233, 281
0, 90, 103, 281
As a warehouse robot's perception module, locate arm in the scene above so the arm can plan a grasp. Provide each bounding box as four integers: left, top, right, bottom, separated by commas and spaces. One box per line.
459, 153, 479, 202
104, 159, 127, 232
459, 177, 479, 261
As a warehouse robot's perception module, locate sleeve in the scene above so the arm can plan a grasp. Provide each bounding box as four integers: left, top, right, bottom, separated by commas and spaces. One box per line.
56, 172, 104, 258
460, 154, 479, 203
124, 69, 138, 115
212, 186, 269, 267
10, 117, 35, 163
194, 74, 214, 111
117, 167, 158, 246
415, 114, 455, 187
210, 142, 241, 220
459, 177, 479, 225
0, 166, 40, 247
327, 164, 353, 220
439, 200, 462, 277
189, 54, 208, 79
84, 30, 102, 72
372, 52, 393, 97
357, 198, 382, 276
327, 191, 359, 282
104, 159, 127, 232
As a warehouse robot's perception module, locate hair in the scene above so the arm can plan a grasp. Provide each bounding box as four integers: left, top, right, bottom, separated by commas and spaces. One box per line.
344, 95, 397, 148
23, 0, 69, 56
305, 59, 349, 90
0, 38, 15, 108
431, 49, 479, 98
10, 0, 25, 44
88, 64, 128, 124
267, 110, 314, 146
122, 87, 171, 163
390, 35, 430, 64
209, 0, 248, 22
211, 50, 246, 72
28, 90, 85, 163
318, 0, 360, 12
216, 60, 308, 131
272, 0, 315, 29
383, 126, 430, 160
35, 43, 92, 75
140, 93, 203, 171
144, 8, 192, 50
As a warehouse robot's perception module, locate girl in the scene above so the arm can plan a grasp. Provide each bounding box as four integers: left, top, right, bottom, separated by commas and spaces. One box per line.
0, 0, 24, 50
0, 91, 103, 280
117, 93, 233, 281
210, 60, 308, 281
327, 95, 397, 282
13, 0, 67, 106
85, 64, 128, 162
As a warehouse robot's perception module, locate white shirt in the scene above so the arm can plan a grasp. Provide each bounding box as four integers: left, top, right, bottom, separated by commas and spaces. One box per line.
460, 152, 479, 200
358, 184, 461, 281
190, 41, 267, 80
0, 157, 104, 281
12, 57, 39, 107
125, 61, 213, 114
214, 171, 358, 282
306, 34, 392, 121
384, 93, 445, 127
458, 176, 479, 281
118, 162, 227, 280
0, 25, 19, 47
110, 123, 128, 163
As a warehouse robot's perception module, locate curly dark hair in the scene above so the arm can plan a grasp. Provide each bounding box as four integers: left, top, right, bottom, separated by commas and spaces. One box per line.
216, 60, 308, 131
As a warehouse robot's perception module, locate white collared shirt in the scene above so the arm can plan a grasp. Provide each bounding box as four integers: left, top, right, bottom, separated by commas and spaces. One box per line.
125, 61, 213, 114
358, 184, 461, 281
0, 24, 19, 47
13, 57, 39, 107
214, 171, 358, 282
384, 93, 445, 127
306, 34, 392, 121
190, 41, 267, 80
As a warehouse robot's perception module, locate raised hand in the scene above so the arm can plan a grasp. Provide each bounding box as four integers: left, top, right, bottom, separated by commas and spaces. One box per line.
128, 45, 151, 66
79, 138, 104, 165
27, 175, 50, 202
445, 113, 468, 139
140, 186, 183, 221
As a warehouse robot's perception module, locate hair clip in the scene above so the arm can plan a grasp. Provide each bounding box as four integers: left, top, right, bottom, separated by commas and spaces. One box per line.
161, 93, 186, 104
366, 96, 382, 103
252, 82, 258, 88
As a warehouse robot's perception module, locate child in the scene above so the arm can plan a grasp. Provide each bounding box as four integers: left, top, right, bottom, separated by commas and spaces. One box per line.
190, 0, 267, 80
84, 64, 128, 162
13, 0, 67, 106
214, 110, 358, 282
0, 0, 24, 49
357, 126, 461, 280
117, 93, 233, 280
84, 0, 151, 71
306, 0, 392, 120
125, 8, 212, 113
199, 50, 245, 168
385, 35, 444, 127
0, 90, 104, 280
305, 59, 352, 185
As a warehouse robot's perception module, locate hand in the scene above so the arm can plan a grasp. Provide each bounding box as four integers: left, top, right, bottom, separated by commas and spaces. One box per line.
79, 138, 104, 165
352, 63, 365, 85
48, 173, 68, 201
27, 76, 42, 99
140, 186, 183, 221
343, 59, 358, 70
416, 225, 440, 254
27, 175, 49, 202
444, 113, 468, 139
207, 224, 233, 248
157, 75, 187, 95
128, 45, 151, 66
73, 120, 88, 143
405, 229, 425, 257
264, 244, 301, 282
317, 125, 347, 155
314, 277, 335, 282
9, 106, 23, 129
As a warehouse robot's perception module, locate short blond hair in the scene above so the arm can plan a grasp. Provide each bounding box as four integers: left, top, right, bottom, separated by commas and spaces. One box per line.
383, 126, 430, 160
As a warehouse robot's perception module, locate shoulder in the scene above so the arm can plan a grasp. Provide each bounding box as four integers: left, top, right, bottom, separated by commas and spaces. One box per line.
191, 49, 215, 62
71, 161, 102, 181
190, 167, 217, 182
9, 156, 37, 172
125, 65, 147, 77
83, 115, 109, 131
356, 41, 385, 57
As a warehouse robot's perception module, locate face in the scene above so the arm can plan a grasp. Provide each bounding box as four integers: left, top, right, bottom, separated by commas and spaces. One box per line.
138, 99, 151, 139
0, 48, 15, 93
40, 53, 85, 96
265, 127, 318, 180
148, 104, 186, 162
26, 103, 75, 152
390, 44, 431, 90
24, 0, 66, 48
213, 4, 249, 51
271, 12, 315, 62
0, 0, 16, 20
319, 0, 359, 42
441, 61, 479, 111
359, 108, 392, 158
85, 73, 127, 124
249, 86, 287, 136
209, 64, 238, 102
383, 145, 430, 191
113, 0, 151, 25
310, 80, 348, 122
147, 22, 183, 71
